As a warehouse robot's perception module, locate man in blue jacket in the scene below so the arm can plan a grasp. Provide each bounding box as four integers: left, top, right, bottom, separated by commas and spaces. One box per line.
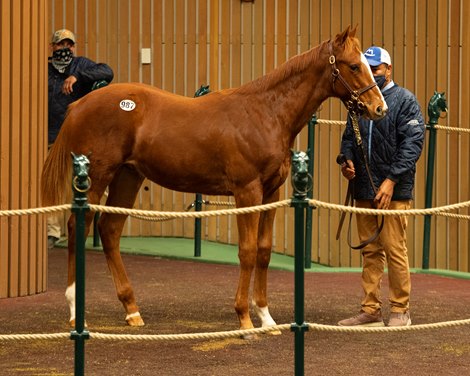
338, 46, 425, 327
47, 29, 114, 249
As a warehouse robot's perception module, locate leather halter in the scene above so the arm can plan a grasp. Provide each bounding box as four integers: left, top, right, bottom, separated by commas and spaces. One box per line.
328, 42, 377, 116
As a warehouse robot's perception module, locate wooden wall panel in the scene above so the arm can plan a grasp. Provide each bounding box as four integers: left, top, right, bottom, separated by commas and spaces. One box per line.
43, 0, 470, 272
1, 0, 48, 298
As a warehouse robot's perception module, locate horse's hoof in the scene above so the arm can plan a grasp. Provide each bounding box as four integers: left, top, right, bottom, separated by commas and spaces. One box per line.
239, 326, 258, 340
126, 312, 145, 326
240, 332, 258, 340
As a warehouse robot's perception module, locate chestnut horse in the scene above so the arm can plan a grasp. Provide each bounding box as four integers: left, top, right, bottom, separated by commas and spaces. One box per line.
41, 26, 386, 333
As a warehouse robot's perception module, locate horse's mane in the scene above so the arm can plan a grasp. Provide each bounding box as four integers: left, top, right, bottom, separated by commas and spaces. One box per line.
234, 40, 327, 95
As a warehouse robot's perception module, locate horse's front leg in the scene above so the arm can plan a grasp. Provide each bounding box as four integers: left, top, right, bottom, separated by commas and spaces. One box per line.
252, 190, 281, 335
235, 211, 260, 335
234, 188, 262, 336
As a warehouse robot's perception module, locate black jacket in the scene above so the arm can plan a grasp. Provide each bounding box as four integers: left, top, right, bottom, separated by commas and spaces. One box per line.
340, 83, 425, 200
48, 56, 114, 144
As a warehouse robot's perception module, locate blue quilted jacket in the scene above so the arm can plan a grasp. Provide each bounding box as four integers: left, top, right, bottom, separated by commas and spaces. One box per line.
48, 56, 113, 144
340, 83, 425, 200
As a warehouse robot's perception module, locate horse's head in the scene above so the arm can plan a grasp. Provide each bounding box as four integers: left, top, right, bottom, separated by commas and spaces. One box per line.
328, 26, 387, 120
428, 91, 447, 123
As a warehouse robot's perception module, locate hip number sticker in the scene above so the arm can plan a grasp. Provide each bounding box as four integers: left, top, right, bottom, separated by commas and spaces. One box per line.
120, 99, 136, 111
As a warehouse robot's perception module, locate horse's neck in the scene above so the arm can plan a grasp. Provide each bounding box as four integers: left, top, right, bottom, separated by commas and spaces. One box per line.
239, 42, 331, 137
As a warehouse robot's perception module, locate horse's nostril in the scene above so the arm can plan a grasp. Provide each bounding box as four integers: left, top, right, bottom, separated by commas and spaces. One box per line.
375, 106, 383, 116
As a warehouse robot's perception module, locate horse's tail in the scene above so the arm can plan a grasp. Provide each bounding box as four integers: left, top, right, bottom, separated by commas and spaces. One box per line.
41, 128, 72, 207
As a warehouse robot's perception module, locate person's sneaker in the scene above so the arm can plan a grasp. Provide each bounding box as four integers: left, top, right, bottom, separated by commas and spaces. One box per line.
337, 310, 385, 327
48, 236, 58, 250
388, 311, 411, 327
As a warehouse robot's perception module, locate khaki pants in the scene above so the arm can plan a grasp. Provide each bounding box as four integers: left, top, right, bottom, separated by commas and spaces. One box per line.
355, 199, 411, 314
47, 214, 62, 239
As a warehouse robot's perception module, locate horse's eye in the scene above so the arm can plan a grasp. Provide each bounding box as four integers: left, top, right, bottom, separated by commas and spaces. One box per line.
350, 64, 359, 72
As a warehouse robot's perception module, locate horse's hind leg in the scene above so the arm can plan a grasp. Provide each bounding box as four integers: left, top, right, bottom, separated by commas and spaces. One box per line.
66, 191, 102, 327
66, 212, 95, 326
98, 165, 145, 326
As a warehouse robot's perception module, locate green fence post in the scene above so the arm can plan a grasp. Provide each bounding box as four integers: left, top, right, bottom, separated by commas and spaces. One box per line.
193, 193, 203, 257
69, 154, 91, 376
192, 85, 211, 257
422, 92, 447, 269
304, 114, 316, 269
93, 212, 100, 247
290, 150, 311, 376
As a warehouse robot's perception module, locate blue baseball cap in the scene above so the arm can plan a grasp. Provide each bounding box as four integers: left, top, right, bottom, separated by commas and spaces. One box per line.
364, 46, 391, 66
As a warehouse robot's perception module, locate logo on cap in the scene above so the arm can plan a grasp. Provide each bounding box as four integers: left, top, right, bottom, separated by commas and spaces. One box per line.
364, 46, 391, 66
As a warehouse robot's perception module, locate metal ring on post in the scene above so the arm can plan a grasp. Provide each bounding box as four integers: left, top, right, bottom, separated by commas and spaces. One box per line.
73, 176, 92, 193
291, 173, 313, 196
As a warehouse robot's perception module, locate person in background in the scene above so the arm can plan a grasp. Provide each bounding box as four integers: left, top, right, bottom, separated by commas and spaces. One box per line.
47, 29, 114, 249
338, 46, 425, 327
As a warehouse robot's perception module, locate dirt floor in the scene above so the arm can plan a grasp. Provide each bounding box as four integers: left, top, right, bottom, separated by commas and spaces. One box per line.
1, 248, 469, 376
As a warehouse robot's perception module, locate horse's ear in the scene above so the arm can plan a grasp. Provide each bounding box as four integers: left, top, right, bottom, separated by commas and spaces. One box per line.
335, 25, 355, 46
349, 24, 358, 38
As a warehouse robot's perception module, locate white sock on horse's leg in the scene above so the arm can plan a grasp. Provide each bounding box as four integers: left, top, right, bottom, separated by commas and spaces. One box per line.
125, 311, 144, 326
65, 283, 76, 324
252, 300, 277, 327
252, 302, 281, 335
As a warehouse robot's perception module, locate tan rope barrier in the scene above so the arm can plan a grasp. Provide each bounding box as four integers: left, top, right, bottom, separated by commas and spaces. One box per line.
308, 318, 470, 332
2, 317, 470, 342
0, 204, 71, 217
308, 198, 470, 217
436, 212, 470, 220
433, 124, 470, 133
1, 199, 469, 221
89, 199, 292, 218
91, 325, 291, 341
128, 199, 237, 222
204, 200, 236, 207
0, 332, 70, 341
315, 118, 470, 134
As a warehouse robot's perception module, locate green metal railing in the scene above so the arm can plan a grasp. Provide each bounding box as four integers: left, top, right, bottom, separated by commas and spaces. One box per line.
422, 92, 448, 269
70, 147, 312, 375
70, 154, 91, 376
192, 85, 211, 257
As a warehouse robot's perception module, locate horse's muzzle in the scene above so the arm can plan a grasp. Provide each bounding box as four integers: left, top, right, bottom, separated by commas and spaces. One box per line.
375, 105, 387, 118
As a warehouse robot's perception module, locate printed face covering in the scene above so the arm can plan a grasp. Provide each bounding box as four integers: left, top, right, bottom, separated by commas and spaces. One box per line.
52, 47, 73, 73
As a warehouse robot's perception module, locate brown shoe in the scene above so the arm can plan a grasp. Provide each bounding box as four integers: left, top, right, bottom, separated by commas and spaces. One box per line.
388, 311, 411, 327
338, 310, 384, 327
